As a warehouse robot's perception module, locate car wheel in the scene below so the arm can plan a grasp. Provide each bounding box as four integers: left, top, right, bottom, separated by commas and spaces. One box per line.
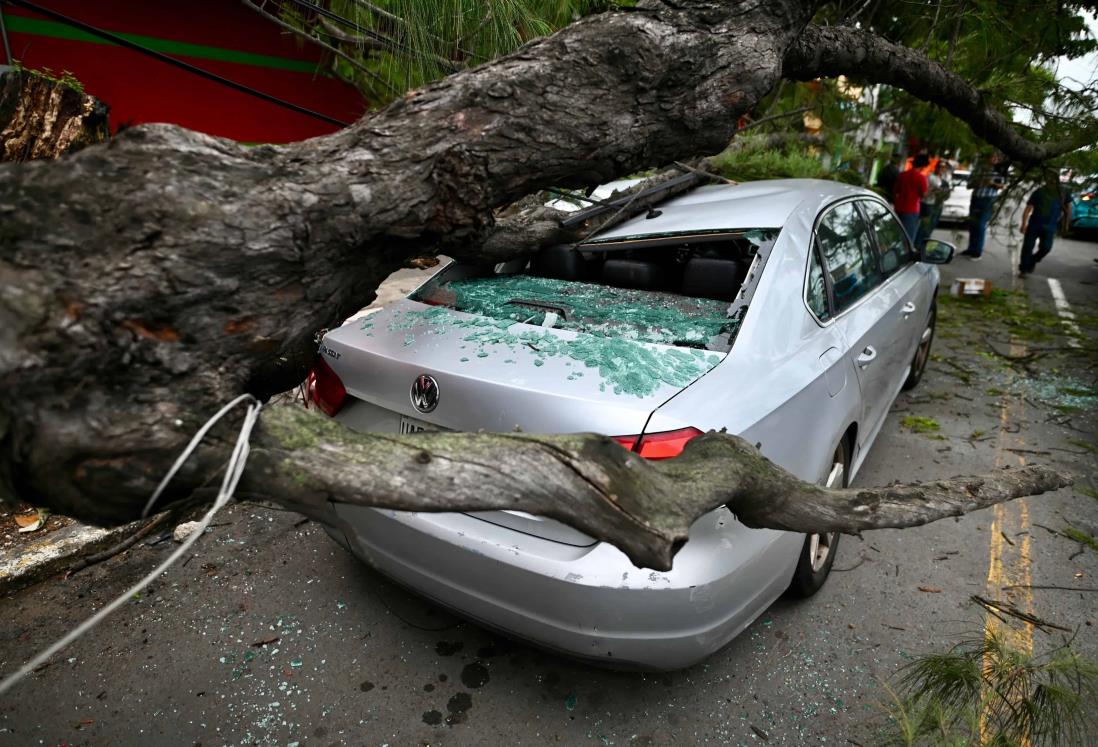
787, 440, 847, 597
902, 302, 936, 391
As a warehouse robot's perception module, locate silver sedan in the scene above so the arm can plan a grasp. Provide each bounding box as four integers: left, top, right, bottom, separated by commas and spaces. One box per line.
308, 178, 953, 670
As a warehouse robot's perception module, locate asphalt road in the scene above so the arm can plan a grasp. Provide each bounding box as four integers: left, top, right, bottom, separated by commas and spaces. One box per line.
1, 222, 1095, 746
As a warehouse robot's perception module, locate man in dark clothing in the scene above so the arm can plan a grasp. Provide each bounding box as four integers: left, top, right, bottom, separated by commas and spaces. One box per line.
893, 154, 929, 243
961, 152, 1007, 259
876, 154, 901, 200
1018, 171, 1072, 275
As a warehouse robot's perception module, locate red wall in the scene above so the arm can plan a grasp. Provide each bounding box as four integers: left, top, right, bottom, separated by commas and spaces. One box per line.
4, 0, 367, 142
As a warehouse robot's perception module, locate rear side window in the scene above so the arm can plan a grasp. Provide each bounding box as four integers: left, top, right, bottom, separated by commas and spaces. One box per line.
861, 199, 915, 275
816, 202, 882, 313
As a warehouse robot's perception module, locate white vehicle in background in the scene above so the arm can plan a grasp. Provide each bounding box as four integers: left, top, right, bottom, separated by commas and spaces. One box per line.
940, 169, 972, 223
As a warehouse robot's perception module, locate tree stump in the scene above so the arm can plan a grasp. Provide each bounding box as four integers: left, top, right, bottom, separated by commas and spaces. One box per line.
0, 68, 109, 162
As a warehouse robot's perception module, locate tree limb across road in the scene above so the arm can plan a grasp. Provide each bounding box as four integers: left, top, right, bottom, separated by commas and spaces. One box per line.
0, 0, 1083, 565
244, 407, 1072, 572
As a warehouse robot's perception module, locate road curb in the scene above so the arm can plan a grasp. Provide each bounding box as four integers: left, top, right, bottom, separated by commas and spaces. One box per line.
0, 517, 150, 595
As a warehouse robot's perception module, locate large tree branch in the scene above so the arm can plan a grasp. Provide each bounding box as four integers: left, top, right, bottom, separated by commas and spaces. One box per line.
244, 407, 1073, 571
782, 24, 1088, 164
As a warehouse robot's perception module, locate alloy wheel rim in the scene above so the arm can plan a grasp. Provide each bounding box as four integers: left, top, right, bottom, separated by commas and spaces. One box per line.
914, 320, 933, 374
809, 456, 844, 572
809, 532, 835, 572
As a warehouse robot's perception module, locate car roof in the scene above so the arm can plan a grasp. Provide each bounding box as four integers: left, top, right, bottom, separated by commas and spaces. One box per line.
589, 178, 871, 241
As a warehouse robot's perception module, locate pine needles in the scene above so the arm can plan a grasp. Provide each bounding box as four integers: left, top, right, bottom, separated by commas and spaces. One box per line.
886, 631, 1098, 746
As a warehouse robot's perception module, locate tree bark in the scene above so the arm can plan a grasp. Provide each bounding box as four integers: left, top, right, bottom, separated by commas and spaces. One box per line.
0, 0, 1081, 561
0, 70, 109, 161
242, 406, 1071, 572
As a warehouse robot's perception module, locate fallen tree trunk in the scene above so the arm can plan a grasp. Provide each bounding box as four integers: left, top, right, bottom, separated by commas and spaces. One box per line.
0, 0, 1084, 562
243, 407, 1071, 571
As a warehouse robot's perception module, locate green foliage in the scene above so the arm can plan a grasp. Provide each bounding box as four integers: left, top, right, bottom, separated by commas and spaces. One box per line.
8, 61, 85, 95
281, 0, 626, 105
901, 415, 941, 434
1062, 526, 1098, 552
709, 143, 828, 181
705, 134, 871, 185
887, 632, 1098, 746
814, 0, 1098, 161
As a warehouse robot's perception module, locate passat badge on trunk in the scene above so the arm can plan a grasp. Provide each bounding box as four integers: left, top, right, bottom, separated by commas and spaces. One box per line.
410, 374, 439, 413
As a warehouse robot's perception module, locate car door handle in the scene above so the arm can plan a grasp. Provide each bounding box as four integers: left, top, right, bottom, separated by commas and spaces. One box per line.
856, 346, 877, 368
901, 302, 917, 317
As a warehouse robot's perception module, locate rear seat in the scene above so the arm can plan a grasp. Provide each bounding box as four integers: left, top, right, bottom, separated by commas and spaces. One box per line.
601, 259, 662, 291
680, 258, 744, 301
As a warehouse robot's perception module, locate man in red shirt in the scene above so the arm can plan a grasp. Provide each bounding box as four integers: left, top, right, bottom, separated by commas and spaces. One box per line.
892, 154, 930, 244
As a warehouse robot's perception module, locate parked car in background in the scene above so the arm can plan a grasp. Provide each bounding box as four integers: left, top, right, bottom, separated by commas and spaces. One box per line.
939, 169, 972, 223
1069, 182, 1098, 235
307, 179, 955, 670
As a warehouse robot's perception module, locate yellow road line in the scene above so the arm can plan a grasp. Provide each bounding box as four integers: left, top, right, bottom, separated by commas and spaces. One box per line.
979, 241, 1035, 742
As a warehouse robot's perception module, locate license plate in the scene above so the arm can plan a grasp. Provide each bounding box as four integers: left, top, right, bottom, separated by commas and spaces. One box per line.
399, 416, 439, 434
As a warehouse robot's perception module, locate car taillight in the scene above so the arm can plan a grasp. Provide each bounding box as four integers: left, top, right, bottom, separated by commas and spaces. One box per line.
611, 427, 703, 460
305, 357, 347, 417
611, 435, 640, 451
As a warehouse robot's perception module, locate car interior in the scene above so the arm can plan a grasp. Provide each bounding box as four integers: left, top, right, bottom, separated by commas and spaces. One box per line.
526, 233, 768, 302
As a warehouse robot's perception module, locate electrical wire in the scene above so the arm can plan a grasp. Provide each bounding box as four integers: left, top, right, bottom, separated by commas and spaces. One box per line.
0, 396, 262, 697
0, 0, 351, 127
0, 4, 12, 66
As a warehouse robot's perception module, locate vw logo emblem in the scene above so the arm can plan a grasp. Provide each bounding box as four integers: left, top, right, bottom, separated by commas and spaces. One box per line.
410, 374, 439, 413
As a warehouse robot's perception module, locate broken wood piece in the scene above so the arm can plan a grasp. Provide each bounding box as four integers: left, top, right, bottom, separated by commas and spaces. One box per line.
1001, 584, 1098, 593
970, 595, 1072, 632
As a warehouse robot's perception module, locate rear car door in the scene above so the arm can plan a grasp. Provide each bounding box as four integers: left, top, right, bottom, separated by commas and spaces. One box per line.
859, 198, 929, 392
813, 200, 892, 443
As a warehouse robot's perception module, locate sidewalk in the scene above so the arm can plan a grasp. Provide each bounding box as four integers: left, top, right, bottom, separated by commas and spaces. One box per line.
0, 505, 150, 594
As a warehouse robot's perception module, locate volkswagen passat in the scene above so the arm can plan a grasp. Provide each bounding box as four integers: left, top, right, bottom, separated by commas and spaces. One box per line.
307, 179, 953, 670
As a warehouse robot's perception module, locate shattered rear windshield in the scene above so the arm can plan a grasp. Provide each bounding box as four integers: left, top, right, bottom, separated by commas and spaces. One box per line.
412, 230, 776, 352
421, 275, 731, 348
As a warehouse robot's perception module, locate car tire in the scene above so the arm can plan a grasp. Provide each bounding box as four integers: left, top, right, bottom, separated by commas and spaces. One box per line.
787, 439, 847, 598
901, 302, 936, 391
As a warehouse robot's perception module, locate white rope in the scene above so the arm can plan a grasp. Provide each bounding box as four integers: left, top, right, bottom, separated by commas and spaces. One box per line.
0, 397, 262, 697
142, 393, 256, 518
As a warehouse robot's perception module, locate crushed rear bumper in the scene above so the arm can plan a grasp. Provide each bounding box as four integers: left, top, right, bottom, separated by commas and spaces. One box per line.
324, 502, 800, 670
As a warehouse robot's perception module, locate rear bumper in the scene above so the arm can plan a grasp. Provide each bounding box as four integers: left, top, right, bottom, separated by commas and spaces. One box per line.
1070, 213, 1098, 230
325, 503, 800, 670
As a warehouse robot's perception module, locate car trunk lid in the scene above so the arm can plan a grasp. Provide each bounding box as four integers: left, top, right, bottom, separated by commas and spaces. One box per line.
323, 300, 724, 434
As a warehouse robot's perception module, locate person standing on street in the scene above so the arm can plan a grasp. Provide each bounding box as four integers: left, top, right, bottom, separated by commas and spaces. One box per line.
961, 152, 1006, 260
876, 153, 901, 202
1018, 170, 1072, 276
893, 154, 929, 243
916, 159, 952, 249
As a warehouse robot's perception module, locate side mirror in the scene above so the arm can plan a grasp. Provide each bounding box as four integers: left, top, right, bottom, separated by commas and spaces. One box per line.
921, 239, 955, 264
